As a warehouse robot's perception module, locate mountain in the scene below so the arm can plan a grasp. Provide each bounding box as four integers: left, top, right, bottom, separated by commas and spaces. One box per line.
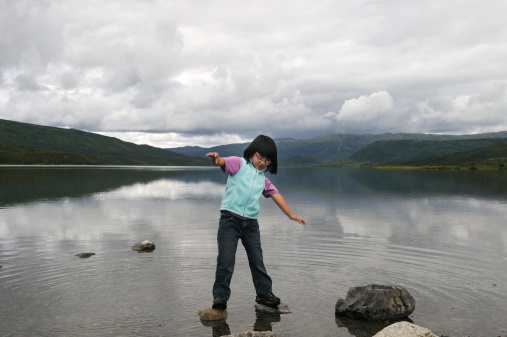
169, 132, 507, 161
0, 119, 208, 166
349, 138, 507, 162
2, 117, 506, 166
386, 140, 507, 167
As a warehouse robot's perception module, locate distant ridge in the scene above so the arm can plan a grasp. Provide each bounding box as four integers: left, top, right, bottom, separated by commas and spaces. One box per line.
2, 118, 506, 166
0, 119, 208, 166
387, 140, 507, 166
168, 131, 507, 161
349, 138, 507, 162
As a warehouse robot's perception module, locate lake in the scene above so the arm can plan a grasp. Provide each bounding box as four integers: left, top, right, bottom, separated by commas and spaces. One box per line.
0, 166, 506, 337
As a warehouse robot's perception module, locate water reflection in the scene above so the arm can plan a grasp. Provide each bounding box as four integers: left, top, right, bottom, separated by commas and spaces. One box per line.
1, 166, 506, 337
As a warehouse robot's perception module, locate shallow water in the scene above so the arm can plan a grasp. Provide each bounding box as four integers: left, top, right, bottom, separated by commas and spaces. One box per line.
0, 166, 506, 337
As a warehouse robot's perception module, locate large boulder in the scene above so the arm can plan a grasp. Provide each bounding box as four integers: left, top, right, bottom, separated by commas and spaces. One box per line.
131, 240, 155, 252
373, 322, 438, 337
335, 285, 415, 321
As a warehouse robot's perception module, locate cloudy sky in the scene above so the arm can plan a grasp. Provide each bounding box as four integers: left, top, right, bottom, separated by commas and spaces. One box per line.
1, 0, 507, 148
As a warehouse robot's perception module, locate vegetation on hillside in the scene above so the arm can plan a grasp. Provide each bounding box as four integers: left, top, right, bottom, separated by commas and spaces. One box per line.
349, 138, 507, 162
378, 140, 507, 169
1, 118, 506, 168
169, 131, 507, 162
0, 119, 208, 166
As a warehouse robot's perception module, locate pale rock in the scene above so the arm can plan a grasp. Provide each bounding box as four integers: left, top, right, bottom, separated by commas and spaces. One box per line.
223, 331, 276, 337
131, 240, 155, 252
373, 322, 438, 337
198, 308, 227, 321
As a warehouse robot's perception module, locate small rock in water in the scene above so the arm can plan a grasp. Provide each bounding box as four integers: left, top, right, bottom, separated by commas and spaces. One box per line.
131, 240, 156, 252
255, 302, 291, 314
75, 253, 95, 258
198, 308, 228, 321
223, 331, 276, 337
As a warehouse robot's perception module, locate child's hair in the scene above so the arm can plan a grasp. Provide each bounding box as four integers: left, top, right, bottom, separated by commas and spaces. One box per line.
243, 135, 278, 174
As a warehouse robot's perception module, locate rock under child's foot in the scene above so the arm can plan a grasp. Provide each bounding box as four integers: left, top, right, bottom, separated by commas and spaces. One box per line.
255, 302, 291, 314
198, 308, 228, 321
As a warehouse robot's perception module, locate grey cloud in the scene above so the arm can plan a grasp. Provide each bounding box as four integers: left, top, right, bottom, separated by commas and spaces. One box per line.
1, 0, 507, 148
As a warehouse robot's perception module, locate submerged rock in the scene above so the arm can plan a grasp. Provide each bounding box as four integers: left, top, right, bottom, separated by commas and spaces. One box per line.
75, 253, 95, 258
198, 308, 228, 321
131, 240, 155, 252
255, 302, 291, 314
223, 331, 276, 337
335, 284, 415, 321
373, 321, 438, 337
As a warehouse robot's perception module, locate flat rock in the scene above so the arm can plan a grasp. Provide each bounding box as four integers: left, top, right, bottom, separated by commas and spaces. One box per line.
255, 302, 291, 314
223, 331, 276, 337
198, 308, 228, 321
75, 253, 95, 258
131, 240, 155, 252
373, 322, 438, 337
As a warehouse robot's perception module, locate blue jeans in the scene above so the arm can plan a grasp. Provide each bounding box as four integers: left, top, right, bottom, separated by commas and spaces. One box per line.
213, 211, 273, 298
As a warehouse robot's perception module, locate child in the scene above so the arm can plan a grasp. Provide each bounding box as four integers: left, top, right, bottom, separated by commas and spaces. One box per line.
206, 134, 306, 310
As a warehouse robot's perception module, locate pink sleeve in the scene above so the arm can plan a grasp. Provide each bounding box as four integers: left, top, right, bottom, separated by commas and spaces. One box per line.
221, 156, 243, 175
263, 177, 279, 198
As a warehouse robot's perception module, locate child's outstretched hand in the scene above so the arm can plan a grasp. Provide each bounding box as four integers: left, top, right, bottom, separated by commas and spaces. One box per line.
290, 214, 307, 225
206, 152, 224, 167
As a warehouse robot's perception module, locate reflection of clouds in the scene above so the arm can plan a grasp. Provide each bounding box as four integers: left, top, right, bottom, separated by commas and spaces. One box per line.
93, 179, 225, 200
336, 196, 507, 252
1, 179, 224, 242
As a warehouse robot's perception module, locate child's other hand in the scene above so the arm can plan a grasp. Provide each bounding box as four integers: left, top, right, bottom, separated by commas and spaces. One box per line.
290, 214, 306, 225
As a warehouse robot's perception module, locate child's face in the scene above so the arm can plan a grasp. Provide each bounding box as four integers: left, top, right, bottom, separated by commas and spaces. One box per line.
252, 152, 271, 170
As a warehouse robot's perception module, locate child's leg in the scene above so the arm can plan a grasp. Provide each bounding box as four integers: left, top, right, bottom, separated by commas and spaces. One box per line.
213, 212, 241, 298
241, 219, 273, 294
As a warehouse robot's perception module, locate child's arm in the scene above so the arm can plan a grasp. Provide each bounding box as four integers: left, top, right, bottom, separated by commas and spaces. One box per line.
206, 152, 225, 167
270, 193, 306, 225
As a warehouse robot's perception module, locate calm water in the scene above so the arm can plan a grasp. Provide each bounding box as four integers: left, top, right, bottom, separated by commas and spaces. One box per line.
0, 166, 506, 337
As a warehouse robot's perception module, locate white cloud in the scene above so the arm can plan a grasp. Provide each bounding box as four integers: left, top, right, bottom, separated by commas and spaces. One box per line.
337, 91, 394, 123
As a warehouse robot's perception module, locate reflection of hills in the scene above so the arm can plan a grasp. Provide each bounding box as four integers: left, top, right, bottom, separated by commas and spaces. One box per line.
272, 168, 506, 197
0, 167, 224, 206
346, 169, 506, 197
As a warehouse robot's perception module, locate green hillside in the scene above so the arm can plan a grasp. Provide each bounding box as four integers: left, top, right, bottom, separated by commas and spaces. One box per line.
169, 132, 507, 161
0, 119, 208, 166
349, 138, 507, 162
386, 140, 507, 167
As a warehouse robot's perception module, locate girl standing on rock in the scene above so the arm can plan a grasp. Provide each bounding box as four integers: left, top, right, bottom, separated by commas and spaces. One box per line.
206, 134, 306, 310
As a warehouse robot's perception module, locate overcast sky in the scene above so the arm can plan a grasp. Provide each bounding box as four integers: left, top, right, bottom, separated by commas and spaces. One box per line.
1, 0, 507, 148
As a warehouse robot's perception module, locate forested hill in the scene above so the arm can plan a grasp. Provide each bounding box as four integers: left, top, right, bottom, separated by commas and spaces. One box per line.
0, 119, 208, 165
349, 138, 507, 163
169, 132, 507, 161
388, 140, 507, 166
2, 118, 506, 166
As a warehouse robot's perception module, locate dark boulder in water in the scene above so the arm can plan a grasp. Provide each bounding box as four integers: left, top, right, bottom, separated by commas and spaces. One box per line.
335, 284, 415, 322
75, 253, 95, 258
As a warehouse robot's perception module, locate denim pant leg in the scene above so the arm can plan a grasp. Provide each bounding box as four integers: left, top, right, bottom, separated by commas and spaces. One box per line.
241, 218, 273, 295
213, 212, 240, 298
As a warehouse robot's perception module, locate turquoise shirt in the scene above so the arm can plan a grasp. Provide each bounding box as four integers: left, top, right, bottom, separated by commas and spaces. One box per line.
220, 158, 268, 219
